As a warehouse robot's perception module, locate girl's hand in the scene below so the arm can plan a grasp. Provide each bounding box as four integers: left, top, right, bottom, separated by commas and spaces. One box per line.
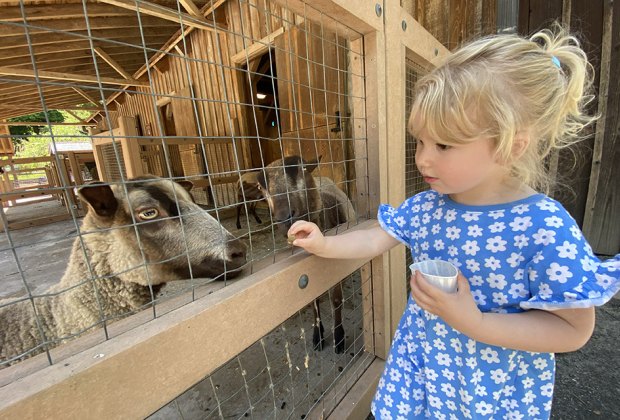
287, 221, 326, 255
410, 270, 483, 336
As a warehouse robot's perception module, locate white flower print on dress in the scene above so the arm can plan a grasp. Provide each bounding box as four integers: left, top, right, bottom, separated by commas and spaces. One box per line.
536, 200, 559, 212
466, 259, 481, 272
511, 204, 530, 215
490, 368, 508, 384
475, 401, 494, 415
533, 229, 556, 246
396, 401, 412, 416
373, 192, 620, 420
462, 212, 480, 222
468, 225, 483, 237
489, 273, 508, 289
544, 215, 563, 228
470, 275, 484, 286
446, 226, 461, 240
486, 235, 508, 252
489, 221, 506, 233
484, 256, 502, 271
492, 292, 509, 305
489, 209, 506, 219
513, 234, 529, 249
508, 283, 528, 299
510, 216, 532, 232
508, 252, 525, 267
580, 255, 598, 272
547, 263, 573, 283
462, 240, 480, 256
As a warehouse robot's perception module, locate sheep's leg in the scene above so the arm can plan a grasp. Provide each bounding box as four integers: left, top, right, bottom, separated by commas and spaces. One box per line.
236, 203, 243, 229
250, 202, 262, 224
331, 284, 345, 354
312, 299, 325, 351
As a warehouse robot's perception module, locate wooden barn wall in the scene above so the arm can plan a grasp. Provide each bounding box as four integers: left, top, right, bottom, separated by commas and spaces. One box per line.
519, 0, 618, 255
401, 0, 497, 49
97, 0, 297, 178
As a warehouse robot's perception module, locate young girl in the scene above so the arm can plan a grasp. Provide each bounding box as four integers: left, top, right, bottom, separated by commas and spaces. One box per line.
288, 25, 620, 419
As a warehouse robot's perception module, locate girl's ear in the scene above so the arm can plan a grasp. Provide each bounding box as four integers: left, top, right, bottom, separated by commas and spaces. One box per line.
511, 131, 530, 159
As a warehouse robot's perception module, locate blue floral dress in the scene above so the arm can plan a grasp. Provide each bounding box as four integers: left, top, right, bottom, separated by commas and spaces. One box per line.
371, 191, 620, 420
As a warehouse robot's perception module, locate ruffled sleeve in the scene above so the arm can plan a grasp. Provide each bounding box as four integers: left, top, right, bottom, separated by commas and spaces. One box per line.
377, 195, 421, 246
520, 221, 620, 310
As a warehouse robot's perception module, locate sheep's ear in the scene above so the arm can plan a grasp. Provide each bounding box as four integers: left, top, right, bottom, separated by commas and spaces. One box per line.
303, 155, 321, 173
78, 183, 118, 218
176, 180, 193, 192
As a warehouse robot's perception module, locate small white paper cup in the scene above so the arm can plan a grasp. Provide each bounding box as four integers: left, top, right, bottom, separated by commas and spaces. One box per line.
410, 260, 458, 293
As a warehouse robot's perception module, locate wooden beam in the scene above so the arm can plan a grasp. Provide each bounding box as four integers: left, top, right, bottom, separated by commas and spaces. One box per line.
98, 0, 215, 31
64, 110, 89, 124
72, 88, 102, 107
0, 16, 179, 38
101, 0, 228, 107
0, 122, 97, 127
94, 47, 133, 80
178, 0, 203, 19
231, 27, 285, 65
0, 66, 147, 87
0, 4, 133, 22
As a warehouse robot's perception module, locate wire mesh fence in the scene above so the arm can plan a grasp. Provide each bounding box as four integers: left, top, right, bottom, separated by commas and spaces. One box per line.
0, 0, 374, 416
150, 269, 373, 419
404, 57, 427, 274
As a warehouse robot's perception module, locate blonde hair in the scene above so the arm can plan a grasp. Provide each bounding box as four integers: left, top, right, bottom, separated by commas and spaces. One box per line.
409, 23, 597, 193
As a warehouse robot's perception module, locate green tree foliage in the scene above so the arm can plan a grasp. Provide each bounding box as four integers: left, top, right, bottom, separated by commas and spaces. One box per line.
8, 110, 65, 148
12, 110, 93, 176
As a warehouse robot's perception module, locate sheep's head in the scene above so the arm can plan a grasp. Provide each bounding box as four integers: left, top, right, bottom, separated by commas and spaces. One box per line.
256, 156, 322, 235
78, 176, 246, 283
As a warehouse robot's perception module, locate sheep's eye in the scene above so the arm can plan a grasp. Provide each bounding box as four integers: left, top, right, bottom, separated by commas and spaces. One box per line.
138, 208, 159, 220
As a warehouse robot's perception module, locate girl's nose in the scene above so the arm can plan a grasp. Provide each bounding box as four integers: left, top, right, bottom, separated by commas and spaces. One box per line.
415, 147, 432, 168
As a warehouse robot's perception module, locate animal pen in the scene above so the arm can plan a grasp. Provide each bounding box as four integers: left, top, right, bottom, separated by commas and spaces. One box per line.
0, 0, 618, 419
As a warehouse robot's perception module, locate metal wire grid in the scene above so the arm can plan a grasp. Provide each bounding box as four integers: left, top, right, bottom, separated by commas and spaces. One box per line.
0, 2, 371, 410
149, 269, 373, 420
404, 57, 427, 274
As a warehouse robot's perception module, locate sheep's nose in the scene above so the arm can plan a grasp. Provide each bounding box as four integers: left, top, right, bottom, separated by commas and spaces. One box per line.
227, 240, 247, 268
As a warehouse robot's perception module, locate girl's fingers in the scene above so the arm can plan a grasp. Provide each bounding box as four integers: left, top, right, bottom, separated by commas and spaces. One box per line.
456, 272, 470, 294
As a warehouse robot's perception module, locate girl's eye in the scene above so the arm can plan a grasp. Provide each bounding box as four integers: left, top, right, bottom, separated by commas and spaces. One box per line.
138, 208, 159, 220
437, 143, 452, 151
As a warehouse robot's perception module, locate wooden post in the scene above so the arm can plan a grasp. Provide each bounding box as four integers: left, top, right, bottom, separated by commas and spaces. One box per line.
117, 116, 143, 179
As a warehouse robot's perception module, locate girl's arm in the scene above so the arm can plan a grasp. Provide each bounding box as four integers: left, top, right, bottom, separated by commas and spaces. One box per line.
411, 272, 596, 353
288, 221, 400, 259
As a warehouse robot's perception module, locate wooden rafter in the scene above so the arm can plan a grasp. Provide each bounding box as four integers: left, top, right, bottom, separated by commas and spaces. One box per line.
178, 0, 203, 19
72, 88, 102, 107
0, 16, 179, 37
64, 110, 89, 124
100, 0, 227, 109
0, 66, 148, 87
98, 0, 215, 31
94, 47, 133, 80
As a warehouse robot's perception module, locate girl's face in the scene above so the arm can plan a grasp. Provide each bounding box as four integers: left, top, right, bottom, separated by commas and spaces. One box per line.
414, 127, 511, 205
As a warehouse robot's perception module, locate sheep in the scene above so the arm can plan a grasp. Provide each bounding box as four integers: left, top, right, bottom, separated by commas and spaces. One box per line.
256, 155, 355, 354
235, 170, 265, 229
0, 175, 247, 366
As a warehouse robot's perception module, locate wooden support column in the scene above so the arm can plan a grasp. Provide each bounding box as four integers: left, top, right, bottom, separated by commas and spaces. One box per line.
117, 116, 143, 178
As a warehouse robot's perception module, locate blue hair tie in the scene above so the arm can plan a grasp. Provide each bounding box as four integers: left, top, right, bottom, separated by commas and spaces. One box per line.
551, 56, 561, 68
